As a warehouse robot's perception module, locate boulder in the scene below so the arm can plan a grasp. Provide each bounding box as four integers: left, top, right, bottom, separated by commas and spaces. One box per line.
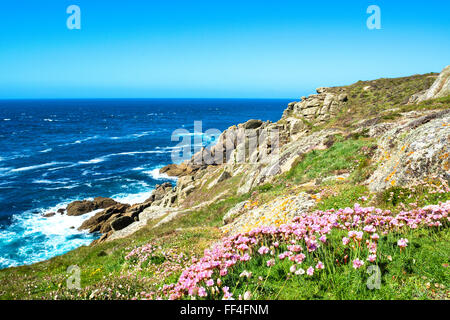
66, 200, 96, 216
160, 163, 194, 177
243, 119, 263, 129
409, 66, 450, 103
223, 201, 248, 224
368, 111, 450, 192
78, 203, 130, 231
66, 197, 119, 216
110, 216, 134, 231
43, 212, 56, 218
93, 197, 118, 209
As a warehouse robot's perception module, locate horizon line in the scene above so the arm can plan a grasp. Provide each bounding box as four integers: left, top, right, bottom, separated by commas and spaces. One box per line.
0, 97, 298, 101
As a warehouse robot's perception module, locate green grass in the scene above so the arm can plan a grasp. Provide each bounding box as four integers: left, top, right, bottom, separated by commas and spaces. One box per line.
285, 135, 376, 184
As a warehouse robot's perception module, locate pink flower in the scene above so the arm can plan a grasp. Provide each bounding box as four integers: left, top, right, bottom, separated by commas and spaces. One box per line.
352, 258, 364, 269
315, 261, 324, 270
266, 259, 275, 267
397, 238, 409, 248
319, 235, 327, 243
220, 268, 228, 276
363, 225, 376, 233
371, 233, 380, 241
258, 246, 269, 255
206, 279, 214, 287
367, 254, 376, 263
342, 237, 350, 245
355, 231, 364, 241
222, 286, 233, 300
198, 287, 207, 297
306, 267, 314, 276
287, 245, 302, 252
240, 253, 251, 261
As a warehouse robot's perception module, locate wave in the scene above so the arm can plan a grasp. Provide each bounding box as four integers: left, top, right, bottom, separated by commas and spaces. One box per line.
112, 190, 154, 205
39, 148, 52, 153
9, 162, 67, 173
109, 131, 155, 140
143, 167, 178, 182
78, 158, 105, 165
0, 202, 99, 269
59, 135, 99, 147
32, 179, 70, 185
77, 150, 166, 166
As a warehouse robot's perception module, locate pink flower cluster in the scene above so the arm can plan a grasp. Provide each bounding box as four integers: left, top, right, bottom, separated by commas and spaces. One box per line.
158, 201, 449, 300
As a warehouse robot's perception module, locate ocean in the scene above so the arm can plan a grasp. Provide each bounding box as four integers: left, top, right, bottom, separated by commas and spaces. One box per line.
0, 99, 289, 269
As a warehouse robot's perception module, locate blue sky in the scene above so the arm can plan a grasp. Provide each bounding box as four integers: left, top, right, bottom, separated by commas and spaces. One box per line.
0, 0, 449, 99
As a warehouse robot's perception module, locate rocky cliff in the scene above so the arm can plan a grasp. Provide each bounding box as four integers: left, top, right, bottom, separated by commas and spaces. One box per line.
59, 66, 450, 243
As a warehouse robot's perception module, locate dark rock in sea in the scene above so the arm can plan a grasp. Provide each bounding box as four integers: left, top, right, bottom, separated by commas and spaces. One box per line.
43, 212, 56, 218
160, 163, 195, 177
57, 208, 65, 215
110, 216, 134, 231
66, 197, 119, 216
78, 203, 130, 231
66, 200, 96, 216
93, 197, 118, 209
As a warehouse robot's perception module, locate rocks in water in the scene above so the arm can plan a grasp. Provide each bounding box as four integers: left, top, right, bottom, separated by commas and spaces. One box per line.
93, 197, 118, 209
66, 200, 96, 216
78, 203, 130, 232
66, 197, 118, 216
43, 212, 56, 218
160, 163, 194, 177
57, 208, 65, 215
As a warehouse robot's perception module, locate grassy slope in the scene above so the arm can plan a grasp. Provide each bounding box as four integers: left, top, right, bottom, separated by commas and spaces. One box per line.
0, 73, 449, 300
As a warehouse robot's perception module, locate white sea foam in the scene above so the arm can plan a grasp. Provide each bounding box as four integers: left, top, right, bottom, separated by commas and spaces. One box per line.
0, 201, 99, 269
39, 148, 52, 153
109, 131, 155, 140
59, 135, 99, 147
144, 167, 178, 181
77, 150, 165, 166
32, 179, 69, 185
10, 162, 66, 173
112, 191, 154, 205
78, 158, 105, 165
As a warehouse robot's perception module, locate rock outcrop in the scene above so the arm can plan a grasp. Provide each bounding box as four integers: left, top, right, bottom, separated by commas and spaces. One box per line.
66, 197, 118, 216
368, 110, 450, 192
282, 87, 348, 123
75, 66, 449, 246
409, 65, 450, 103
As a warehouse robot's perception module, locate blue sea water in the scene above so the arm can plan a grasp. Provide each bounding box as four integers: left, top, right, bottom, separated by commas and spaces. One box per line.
0, 99, 289, 269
